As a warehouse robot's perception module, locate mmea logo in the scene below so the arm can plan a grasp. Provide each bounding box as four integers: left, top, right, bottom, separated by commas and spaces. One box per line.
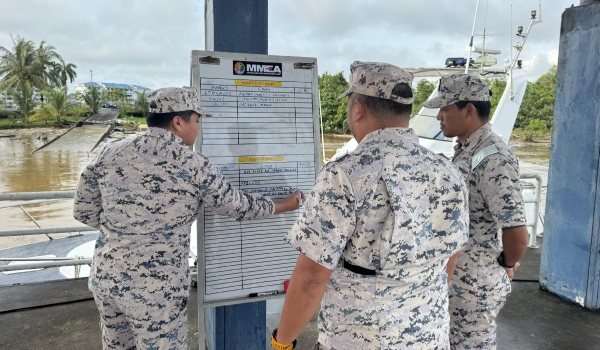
234, 62, 246, 75
233, 60, 282, 77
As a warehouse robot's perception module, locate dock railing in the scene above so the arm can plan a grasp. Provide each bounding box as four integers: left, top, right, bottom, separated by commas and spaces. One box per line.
520, 173, 543, 249
0, 191, 94, 274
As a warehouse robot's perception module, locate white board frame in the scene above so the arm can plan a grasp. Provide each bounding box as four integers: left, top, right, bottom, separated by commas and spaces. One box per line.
190, 51, 320, 312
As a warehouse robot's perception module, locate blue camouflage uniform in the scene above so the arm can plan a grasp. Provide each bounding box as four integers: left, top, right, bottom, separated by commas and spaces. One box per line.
285, 62, 469, 350
287, 127, 469, 349
449, 123, 526, 350
74, 87, 274, 350
423, 74, 527, 350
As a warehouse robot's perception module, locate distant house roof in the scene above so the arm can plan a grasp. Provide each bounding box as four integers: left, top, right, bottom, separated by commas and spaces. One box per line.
77, 82, 150, 91
102, 83, 132, 89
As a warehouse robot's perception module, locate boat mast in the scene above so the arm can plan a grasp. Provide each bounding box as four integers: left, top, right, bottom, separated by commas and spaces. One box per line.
465, 0, 482, 74
480, 0, 490, 73
511, 0, 543, 72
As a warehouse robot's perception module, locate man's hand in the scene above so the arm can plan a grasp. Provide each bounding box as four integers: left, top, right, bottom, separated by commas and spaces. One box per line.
446, 252, 461, 284
276, 254, 332, 344
501, 226, 528, 267
504, 261, 520, 281
274, 190, 306, 214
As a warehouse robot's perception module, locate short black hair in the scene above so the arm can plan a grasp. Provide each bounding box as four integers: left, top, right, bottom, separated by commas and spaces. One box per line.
353, 83, 413, 119
146, 110, 195, 128
455, 100, 492, 120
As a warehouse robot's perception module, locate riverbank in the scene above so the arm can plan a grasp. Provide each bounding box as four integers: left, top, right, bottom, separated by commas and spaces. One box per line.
0, 127, 66, 144
322, 132, 552, 166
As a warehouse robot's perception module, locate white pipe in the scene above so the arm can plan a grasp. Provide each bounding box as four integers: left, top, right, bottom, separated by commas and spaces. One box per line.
521, 173, 543, 248
0, 191, 75, 201
0, 259, 93, 272
0, 226, 97, 237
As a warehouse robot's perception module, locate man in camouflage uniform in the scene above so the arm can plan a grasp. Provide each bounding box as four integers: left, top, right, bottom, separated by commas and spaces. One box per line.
271, 62, 470, 350
423, 74, 529, 350
74, 87, 303, 350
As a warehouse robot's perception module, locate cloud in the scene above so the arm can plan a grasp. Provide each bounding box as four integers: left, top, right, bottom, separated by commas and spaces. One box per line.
0, 0, 569, 92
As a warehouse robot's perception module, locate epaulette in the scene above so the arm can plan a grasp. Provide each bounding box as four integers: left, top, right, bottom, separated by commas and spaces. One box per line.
471, 144, 499, 171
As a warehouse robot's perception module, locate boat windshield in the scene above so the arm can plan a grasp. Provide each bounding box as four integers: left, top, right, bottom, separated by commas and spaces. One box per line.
409, 113, 451, 141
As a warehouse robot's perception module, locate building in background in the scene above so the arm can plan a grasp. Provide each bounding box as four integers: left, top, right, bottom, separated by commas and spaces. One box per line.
75, 82, 151, 103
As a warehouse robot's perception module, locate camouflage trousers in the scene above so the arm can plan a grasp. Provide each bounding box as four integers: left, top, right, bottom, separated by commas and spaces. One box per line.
448, 252, 511, 350
93, 291, 188, 350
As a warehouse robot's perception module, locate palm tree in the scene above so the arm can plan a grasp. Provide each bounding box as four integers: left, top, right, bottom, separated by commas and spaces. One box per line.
78, 85, 104, 115
134, 89, 150, 117
0, 35, 45, 91
46, 87, 68, 122
52, 57, 77, 87
29, 88, 69, 124
0, 35, 69, 92
34, 41, 62, 87
11, 81, 36, 119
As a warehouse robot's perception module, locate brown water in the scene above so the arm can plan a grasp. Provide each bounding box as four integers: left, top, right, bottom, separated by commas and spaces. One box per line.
323, 133, 551, 167
0, 128, 106, 249
0, 130, 550, 250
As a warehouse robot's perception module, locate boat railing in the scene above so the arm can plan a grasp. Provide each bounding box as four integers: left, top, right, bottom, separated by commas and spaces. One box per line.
520, 173, 543, 249
0, 191, 94, 274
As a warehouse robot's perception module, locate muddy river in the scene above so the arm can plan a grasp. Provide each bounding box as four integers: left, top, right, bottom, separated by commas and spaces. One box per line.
0, 129, 550, 250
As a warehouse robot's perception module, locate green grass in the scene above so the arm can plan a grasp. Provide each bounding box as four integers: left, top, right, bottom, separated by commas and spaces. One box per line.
0, 114, 86, 129
119, 115, 146, 125
0, 114, 147, 130
511, 128, 552, 143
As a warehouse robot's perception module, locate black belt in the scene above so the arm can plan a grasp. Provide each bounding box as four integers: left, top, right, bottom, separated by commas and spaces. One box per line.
343, 260, 376, 276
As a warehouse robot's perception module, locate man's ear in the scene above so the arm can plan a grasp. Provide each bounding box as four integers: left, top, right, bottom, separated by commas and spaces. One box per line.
465, 103, 477, 120
354, 98, 367, 122
171, 115, 183, 131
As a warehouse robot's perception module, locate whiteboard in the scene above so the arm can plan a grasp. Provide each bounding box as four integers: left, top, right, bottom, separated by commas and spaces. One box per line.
191, 51, 320, 304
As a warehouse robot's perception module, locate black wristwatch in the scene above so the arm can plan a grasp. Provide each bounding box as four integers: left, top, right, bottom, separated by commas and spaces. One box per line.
497, 251, 516, 268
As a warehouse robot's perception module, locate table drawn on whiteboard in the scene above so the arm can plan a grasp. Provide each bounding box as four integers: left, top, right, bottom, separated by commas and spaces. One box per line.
194, 53, 319, 303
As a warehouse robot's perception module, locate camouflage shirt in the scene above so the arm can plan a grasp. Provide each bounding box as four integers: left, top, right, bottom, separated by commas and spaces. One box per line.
286, 128, 469, 349
451, 123, 526, 255
74, 127, 274, 298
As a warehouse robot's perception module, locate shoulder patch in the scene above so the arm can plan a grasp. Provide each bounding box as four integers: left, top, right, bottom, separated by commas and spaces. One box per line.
471, 144, 499, 170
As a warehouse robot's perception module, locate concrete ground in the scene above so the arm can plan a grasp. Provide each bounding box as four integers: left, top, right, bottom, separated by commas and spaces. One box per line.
2, 243, 600, 350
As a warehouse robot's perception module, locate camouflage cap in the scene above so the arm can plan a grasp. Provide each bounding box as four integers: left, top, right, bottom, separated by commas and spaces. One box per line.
337, 61, 414, 104
148, 86, 212, 116
423, 74, 490, 109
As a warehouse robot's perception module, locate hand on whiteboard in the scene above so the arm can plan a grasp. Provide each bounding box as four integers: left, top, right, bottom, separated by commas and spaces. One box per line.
274, 190, 306, 214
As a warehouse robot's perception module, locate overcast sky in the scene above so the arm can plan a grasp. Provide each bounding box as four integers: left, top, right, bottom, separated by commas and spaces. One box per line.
0, 0, 572, 93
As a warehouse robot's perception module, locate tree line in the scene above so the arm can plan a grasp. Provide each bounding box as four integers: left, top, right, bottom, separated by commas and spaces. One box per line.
0, 35, 149, 124
318, 67, 557, 135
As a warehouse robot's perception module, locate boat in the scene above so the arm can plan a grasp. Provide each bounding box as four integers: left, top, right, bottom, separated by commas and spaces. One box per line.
330, 0, 542, 161
328, 1, 545, 241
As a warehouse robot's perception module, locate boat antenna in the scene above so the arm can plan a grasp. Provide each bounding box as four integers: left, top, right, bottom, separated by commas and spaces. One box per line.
509, 0, 543, 96
510, 4, 514, 98
465, 0, 482, 74
480, 0, 490, 73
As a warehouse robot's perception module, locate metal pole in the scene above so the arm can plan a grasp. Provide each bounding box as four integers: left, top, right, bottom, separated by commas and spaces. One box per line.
0, 257, 86, 261
319, 92, 326, 162
521, 173, 543, 248
17, 205, 53, 240
465, 0, 482, 74
203, 1, 269, 349
0, 258, 92, 273
0, 191, 75, 201
0, 226, 97, 237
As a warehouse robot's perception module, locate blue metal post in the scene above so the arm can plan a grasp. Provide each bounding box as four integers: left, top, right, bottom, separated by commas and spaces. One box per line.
540, 2, 600, 309
204, 0, 269, 349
